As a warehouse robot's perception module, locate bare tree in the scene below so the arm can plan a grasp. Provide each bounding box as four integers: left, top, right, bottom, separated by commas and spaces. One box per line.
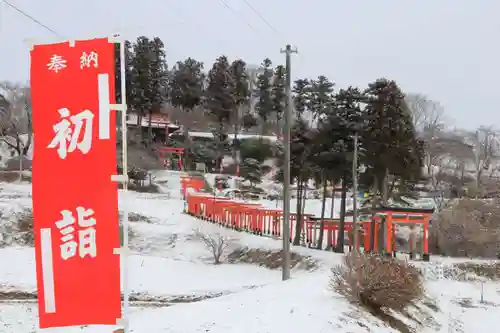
194, 228, 228, 264
467, 127, 500, 193
405, 93, 445, 133
0, 82, 32, 179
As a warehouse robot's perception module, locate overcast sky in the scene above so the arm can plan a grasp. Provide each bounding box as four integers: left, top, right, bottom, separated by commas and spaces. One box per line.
1, 0, 498, 129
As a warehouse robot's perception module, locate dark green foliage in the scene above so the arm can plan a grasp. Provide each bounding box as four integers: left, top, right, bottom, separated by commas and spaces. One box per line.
240, 138, 274, 164
242, 113, 258, 129
275, 118, 315, 183
292, 78, 311, 121
206, 55, 235, 169
129, 36, 168, 142
240, 158, 262, 186
169, 57, 205, 168
230, 59, 250, 108
310, 76, 335, 120
363, 78, 423, 188
318, 87, 364, 251
255, 58, 273, 131
169, 58, 205, 111
271, 65, 286, 134
206, 55, 235, 126
229, 59, 250, 164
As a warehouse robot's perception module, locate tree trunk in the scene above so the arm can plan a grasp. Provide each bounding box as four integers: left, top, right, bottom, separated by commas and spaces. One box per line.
327, 182, 335, 250
216, 122, 225, 172
293, 178, 303, 245
148, 110, 153, 144
234, 105, 241, 176
18, 148, 23, 182
316, 177, 328, 250
137, 114, 145, 144
302, 184, 307, 215
182, 107, 191, 170
369, 175, 379, 252
330, 183, 335, 218
382, 167, 389, 205
335, 177, 347, 253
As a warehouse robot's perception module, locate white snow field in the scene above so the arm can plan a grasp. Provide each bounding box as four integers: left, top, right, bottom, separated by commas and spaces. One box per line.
0, 171, 498, 332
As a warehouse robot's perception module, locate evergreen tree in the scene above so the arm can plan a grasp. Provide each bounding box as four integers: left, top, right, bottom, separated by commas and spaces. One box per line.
292, 78, 311, 122
362, 78, 423, 251
363, 78, 422, 200
169, 58, 205, 169
206, 55, 235, 171
330, 87, 364, 252
309, 75, 335, 121
230, 59, 250, 173
129, 36, 152, 140
254, 58, 273, 135
241, 113, 258, 130
275, 118, 315, 245
240, 158, 262, 187
309, 87, 359, 251
271, 65, 286, 136
240, 138, 274, 164
147, 37, 168, 143
129, 36, 167, 144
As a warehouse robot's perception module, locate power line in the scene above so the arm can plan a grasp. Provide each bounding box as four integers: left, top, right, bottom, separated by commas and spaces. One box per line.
217, 0, 259, 34
241, 0, 278, 34
3, 0, 61, 37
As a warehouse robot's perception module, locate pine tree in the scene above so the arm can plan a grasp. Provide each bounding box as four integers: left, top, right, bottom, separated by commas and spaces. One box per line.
363, 78, 423, 251
271, 65, 286, 137
292, 78, 311, 122
309, 75, 335, 121
147, 37, 168, 143
275, 118, 315, 245
229, 59, 250, 174
128, 36, 167, 144
330, 87, 364, 252
169, 58, 205, 169
129, 36, 152, 142
240, 158, 262, 187
206, 55, 235, 171
254, 58, 273, 136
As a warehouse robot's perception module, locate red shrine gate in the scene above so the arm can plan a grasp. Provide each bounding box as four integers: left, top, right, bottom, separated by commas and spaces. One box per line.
157, 147, 184, 170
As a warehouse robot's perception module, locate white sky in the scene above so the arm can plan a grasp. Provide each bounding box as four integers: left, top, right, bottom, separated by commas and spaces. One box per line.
1, 0, 499, 129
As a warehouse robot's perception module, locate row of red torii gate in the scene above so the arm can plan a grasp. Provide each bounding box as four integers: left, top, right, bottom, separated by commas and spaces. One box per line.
180, 176, 434, 260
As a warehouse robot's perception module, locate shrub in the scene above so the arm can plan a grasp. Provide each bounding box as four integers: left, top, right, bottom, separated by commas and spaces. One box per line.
0, 171, 21, 183
193, 228, 228, 264
331, 252, 424, 312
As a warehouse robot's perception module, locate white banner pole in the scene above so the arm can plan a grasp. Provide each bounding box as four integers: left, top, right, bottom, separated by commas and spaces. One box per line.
109, 33, 130, 333
119, 36, 130, 333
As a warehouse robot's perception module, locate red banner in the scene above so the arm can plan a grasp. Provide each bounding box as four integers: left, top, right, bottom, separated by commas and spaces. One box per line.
30, 38, 121, 328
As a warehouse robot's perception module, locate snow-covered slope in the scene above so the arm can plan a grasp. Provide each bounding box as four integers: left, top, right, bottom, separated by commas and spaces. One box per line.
0, 172, 498, 333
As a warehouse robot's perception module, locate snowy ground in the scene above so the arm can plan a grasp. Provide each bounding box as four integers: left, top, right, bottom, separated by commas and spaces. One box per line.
0, 171, 499, 332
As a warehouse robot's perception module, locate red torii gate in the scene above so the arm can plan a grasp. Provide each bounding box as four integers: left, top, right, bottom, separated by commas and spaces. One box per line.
157, 147, 184, 170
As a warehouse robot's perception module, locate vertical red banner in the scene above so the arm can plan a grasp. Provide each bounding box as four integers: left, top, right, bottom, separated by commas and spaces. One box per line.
30, 38, 121, 328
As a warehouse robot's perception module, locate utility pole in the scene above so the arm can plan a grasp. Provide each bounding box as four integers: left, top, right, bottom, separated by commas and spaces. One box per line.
352, 133, 359, 251
280, 44, 297, 281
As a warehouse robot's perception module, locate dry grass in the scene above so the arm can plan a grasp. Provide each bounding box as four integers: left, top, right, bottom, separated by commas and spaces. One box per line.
227, 247, 318, 271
